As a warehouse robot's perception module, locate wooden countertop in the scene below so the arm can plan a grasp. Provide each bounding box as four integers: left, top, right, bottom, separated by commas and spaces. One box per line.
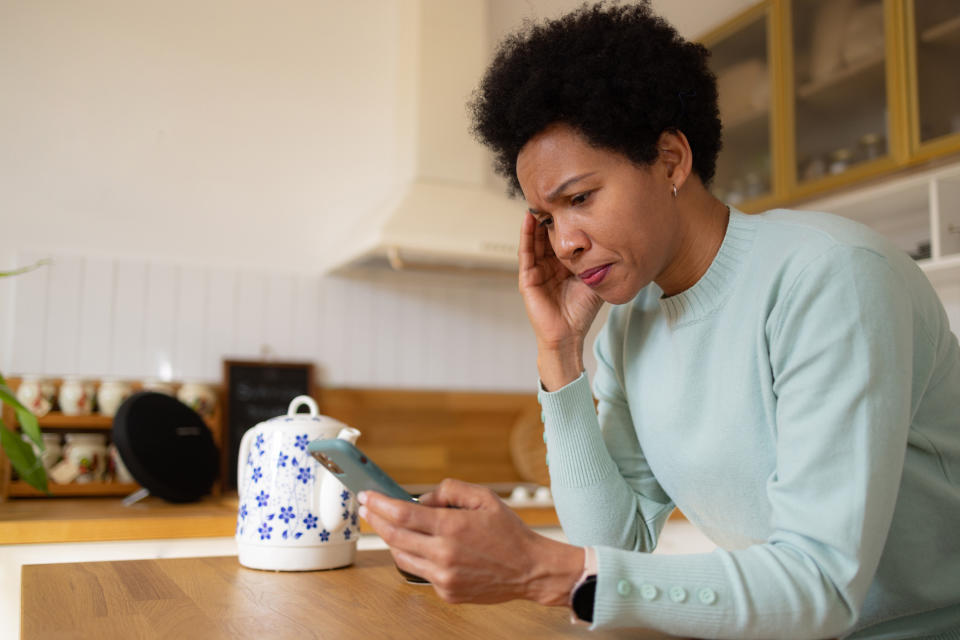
0, 493, 560, 545
20, 549, 670, 639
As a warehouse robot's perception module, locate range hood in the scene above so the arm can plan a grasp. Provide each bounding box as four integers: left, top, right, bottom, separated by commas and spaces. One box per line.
323, 0, 524, 276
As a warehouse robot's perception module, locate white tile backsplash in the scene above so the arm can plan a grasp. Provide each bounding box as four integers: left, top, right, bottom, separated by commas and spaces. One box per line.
111, 260, 147, 378
144, 262, 178, 380
77, 257, 115, 377
43, 254, 83, 376
7, 251, 539, 390
11, 251, 49, 376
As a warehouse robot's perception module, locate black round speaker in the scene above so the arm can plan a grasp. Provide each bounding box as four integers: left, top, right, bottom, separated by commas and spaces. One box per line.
112, 391, 220, 503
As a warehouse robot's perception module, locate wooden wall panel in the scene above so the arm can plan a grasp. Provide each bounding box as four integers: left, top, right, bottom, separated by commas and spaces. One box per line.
315, 387, 542, 485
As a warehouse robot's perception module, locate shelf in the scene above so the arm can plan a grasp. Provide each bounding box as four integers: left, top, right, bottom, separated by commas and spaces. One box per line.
27, 411, 216, 432
36, 413, 114, 429
797, 52, 884, 101
920, 15, 960, 46
7, 481, 140, 498
920, 253, 960, 287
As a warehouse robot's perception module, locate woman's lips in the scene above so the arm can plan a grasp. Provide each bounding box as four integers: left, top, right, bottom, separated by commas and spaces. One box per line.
579, 263, 611, 287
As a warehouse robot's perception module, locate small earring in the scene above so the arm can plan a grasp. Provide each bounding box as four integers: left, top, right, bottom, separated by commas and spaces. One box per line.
671, 184, 678, 199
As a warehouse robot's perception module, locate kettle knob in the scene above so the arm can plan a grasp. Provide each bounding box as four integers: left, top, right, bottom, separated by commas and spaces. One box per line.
288, 395, 318, 417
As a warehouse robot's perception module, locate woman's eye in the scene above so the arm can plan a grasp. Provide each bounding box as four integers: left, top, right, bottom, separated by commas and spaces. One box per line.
537, 216, 553, 228
571, 191, 591, 206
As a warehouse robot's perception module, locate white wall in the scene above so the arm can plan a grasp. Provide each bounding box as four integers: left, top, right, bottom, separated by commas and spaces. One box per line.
0, 0, 420, 380
0, 0, 632, 390
0, 1, 411, 271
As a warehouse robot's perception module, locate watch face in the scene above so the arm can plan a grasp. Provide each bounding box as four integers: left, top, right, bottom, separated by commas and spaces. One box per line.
572, 575, 597, 623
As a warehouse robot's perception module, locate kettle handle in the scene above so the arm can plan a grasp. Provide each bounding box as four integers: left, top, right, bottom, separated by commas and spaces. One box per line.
237, 427, 256, 499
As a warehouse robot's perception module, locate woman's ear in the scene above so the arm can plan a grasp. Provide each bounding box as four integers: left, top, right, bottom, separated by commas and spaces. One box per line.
656, 130, 694, 191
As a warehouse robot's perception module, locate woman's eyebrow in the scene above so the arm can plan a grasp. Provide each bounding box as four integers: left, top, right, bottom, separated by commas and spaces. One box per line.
529, 172, 597, 214
546, 172, 596, 201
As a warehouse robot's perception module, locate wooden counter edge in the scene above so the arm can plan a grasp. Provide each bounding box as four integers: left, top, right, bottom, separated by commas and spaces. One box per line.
0, 506, 562, 545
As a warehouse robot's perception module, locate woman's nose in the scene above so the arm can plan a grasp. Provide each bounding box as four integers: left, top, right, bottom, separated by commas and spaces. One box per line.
553, 220, 589, 259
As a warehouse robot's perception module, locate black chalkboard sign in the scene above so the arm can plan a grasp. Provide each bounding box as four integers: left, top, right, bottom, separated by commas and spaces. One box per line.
223, 360, 314, 488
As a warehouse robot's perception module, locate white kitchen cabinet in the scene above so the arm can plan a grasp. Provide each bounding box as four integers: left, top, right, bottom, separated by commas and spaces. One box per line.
802, 158, 960, 329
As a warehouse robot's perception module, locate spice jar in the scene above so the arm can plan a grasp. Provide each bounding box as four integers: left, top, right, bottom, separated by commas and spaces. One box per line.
858, 133, 884, 162
59, 377, 95, 416
63, 433, 108, 483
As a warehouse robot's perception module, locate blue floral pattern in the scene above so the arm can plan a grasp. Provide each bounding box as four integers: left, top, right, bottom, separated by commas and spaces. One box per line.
238, 426, 358, 550
296, 467, 312, 484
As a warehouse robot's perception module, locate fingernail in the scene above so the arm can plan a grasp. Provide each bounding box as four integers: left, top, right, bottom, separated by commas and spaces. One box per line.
357, 491, 367, 504
358, 505, 368, 520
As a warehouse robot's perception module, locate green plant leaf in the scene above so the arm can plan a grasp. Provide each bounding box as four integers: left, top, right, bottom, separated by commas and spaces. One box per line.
0, 374, 42, 448
0, 259, 51, 278
0, 416, 49, 493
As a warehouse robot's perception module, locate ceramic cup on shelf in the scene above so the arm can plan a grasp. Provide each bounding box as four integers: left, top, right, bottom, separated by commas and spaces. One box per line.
96, 379, 133, 417
236, 395, 362, 571
58, 377, 96, 416
63, 433, 108, 483
177, 382, 217, 419
15, 376, 57, 417
141, 379, 176, 396
22, 432, 62, 471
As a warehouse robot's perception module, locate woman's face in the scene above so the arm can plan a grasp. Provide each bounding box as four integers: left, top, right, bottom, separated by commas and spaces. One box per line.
516, 123, 680, 305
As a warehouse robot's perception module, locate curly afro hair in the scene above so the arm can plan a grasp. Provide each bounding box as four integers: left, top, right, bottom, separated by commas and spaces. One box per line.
470, 1, 722, 195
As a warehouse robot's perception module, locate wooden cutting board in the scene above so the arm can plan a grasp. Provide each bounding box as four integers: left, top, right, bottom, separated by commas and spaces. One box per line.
508, 407, 550, 487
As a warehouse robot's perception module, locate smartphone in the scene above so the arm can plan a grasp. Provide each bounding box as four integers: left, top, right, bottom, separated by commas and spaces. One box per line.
307, 439, 416, 502
307, 439, 429, 585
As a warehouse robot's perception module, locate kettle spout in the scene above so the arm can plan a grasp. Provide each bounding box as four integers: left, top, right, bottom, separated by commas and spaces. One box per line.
336, 426, 361, 444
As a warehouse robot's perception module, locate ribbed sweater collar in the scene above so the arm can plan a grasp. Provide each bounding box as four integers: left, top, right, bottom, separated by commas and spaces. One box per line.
658, 207, 755, 327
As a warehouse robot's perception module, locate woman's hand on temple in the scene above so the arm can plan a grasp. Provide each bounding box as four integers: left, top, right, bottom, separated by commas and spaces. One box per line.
519, 213, 604, 389
358, 479, 585, 606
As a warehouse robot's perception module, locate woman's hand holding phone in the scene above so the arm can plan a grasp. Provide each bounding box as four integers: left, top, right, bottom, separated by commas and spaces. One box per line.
359, 478, 584, 606
519, 213, 603, 390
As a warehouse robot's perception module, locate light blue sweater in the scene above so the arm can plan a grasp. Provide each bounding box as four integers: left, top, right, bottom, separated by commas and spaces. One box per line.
539, 208, 960, 639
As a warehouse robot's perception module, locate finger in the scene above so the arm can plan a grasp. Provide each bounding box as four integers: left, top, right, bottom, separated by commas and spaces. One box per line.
361, 491, 439, 535
361, 501, 438, 556
532, 217, 547, 263
421, 478, 498, 511
518, 212, 537, 273
390, 547, 437, 583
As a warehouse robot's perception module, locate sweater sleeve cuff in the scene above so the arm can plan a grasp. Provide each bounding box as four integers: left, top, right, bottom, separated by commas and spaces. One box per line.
537, 372, 618, 488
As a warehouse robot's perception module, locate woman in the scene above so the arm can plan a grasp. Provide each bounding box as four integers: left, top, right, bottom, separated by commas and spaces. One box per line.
359, 3, 960, 638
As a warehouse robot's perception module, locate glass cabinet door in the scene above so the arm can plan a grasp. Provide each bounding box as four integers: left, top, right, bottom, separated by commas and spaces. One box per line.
791, 0, 891, 184
911, 0, 960, 146
708, 9, 773, 206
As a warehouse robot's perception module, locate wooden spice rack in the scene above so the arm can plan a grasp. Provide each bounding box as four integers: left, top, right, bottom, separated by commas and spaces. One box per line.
1, 377, 222, 501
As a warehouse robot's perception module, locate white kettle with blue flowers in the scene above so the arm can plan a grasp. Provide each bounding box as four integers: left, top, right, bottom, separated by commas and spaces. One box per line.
236, 395, 361, 571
